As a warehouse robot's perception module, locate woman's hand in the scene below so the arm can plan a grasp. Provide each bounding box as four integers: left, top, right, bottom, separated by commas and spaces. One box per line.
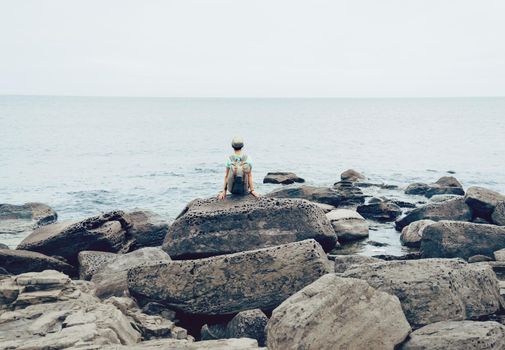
217, 191, 226, 200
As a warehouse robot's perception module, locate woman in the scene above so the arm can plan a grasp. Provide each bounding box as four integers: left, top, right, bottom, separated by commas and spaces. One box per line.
218, 136, 260, 200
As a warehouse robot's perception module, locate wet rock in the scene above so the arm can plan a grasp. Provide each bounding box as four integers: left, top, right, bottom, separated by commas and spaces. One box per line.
400, 219, 435, 248
268, 183, 365, 207
494, 248, 505, 261
333, 255, 381, 273
342, 259, 502, 328
399, 320, 505, 350
129, 240, 333, 315
395, 197, 472, 231
0, 202, 57, 236
421, 221, 505, 259
326, 209, 369, 242
465, 186, 505, 221
263, 172, 305, 185
468, 254, 493, 263
92, 247, 171, 299
405, 182, 430, 196
266, 274, 411, 350
492, 201, 505, 225
340, 169, 366, 182
201, 323, 228, 340
357, 200, 402, 222
127, 210, 169, 249
0, 249, 75, 276
17, 211, 132, 265
424, 176, 464, 198
226, 309, 268, 346
78, 250, 118, 280
162, 196, 336, 259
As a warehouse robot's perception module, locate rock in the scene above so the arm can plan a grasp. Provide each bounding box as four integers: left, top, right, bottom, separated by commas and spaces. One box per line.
142, 302, 177, 320
226, 309, 268, 346
342, 259, 502, 328
399, 320, 505, 350
100, 338, 263, 350
92, 247, 171, 299
201, 323, 228, 340
0, 249, 75, 275
465, 186, 505, 220
268, 183, 365, 207
492, 201, 505, 225
392, 200, 417, 208
17, 211, 132, 265
355, 182, 399, 189
0, 243, 9, 249
494, 248, 505, 261
127, 210, 169, 249
395, 197, 472, 231
0, 202, 57, 236
424, 176, 464, 198
333, 254, 382, 273
263, 172, 305, 185
340, 169, 366, 182
421, 221, 505, 259
129, 239, 333, 315
312, 202, 336, 213
468, 254, 493, 263
429, 194, 462, 202
400, 220, 435, 248
405, 182, 430, 196
266, 274, 411, 350
357, 201, 402, 221
162, 196, 336, 259
326, 209, 369, 242
78, 250, 118, 280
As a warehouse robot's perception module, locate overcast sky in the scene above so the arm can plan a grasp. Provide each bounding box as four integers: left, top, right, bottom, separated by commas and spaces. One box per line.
1, 0, 504, 97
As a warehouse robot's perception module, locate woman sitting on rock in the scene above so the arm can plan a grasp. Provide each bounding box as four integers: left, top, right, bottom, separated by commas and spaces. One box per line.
218, 136, 260, 200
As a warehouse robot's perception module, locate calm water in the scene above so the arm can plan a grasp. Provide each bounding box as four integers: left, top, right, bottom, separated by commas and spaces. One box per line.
1, 96, 505, 253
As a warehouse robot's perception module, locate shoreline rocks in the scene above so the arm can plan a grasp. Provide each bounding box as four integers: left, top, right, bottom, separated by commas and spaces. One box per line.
263, 172, 305, 185
404, 177, 464, 198
0, 202, 57, 237
162, 196, 336, 259
340, 169, 366, 182
129, 240, 333, 315
326, 209, 369, 242
0, 249, 75, 276
465, 186, 505, 221
357, 200, 402, 222
400, 219, 434, 248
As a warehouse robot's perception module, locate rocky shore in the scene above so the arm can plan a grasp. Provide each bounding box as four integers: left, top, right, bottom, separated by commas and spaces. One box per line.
1, 169, 505, 349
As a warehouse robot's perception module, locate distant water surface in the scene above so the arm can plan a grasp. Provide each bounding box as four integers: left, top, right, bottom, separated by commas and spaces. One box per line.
1, 96, 505, 252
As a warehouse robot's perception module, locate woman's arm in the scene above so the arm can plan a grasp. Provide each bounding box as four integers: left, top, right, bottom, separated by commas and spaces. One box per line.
218, 168, 230, 200
248, 171, 260, 198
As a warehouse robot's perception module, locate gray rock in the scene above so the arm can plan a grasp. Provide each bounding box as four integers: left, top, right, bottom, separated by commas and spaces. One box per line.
0, 202, 57, 236
340, 169, 366, 182
201, 323, 228, 340
400, 220, 435, 248
405, 182, 430, 196
357, 200, 402, 222
0, 243, 9, 249
395, 197, 472, 231
312, 202, 337, 213
468, 254, 494, 263
226, 309, 268, 346
129, 239, 333, 315
465, 186, 505, 221
266, 274, 411, 350
399, 320, 505, 350
494, 248, 505, 261
268, 182, 365, 207
92, 247, 171, 299
100, 338, 263, 350
78, 250, 118, 280
424, 176, 464, 198
127, 210, 169, 249
17, 211, 132, 265
162, 196, 336, 259
492, 201, 505, 225
421, 221, 505, 259
333, 255, 382, 273
429, 194, 462, 202
342, 259, 502, 328
326, 209, 368, 242
0, 249, 75, 276
263, 172, 305, 185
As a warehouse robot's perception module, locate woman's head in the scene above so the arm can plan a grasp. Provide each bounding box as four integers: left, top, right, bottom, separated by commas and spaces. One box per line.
231, 136, 244, 150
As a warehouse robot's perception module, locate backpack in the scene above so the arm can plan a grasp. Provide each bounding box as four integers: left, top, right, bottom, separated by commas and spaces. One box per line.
227, 154, 251, 195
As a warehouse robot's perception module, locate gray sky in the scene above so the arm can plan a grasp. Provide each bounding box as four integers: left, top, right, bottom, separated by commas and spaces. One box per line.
1, 0, 504, 97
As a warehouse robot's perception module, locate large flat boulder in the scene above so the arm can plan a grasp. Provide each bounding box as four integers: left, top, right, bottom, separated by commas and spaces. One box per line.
0, 249, 75, 276
465, 186, 505, 221
17, 211, 132, 265
100, 338, 264, 350
399, 321, 505, 350
395, 197, 472, 231
326, 209, 369, 242
128, 239, 333, 315
92, 247, 171, 299
0, 202, 57, 236
342, 259, 502, 328
420, 221, 505, 259
267, 182, 365, 207
266, 274, 411, 350
263, 172, 304, 185
162, 196, 336, 259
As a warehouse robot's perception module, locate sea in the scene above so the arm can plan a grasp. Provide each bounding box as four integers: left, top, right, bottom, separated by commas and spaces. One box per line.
1, 96, 505, 254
